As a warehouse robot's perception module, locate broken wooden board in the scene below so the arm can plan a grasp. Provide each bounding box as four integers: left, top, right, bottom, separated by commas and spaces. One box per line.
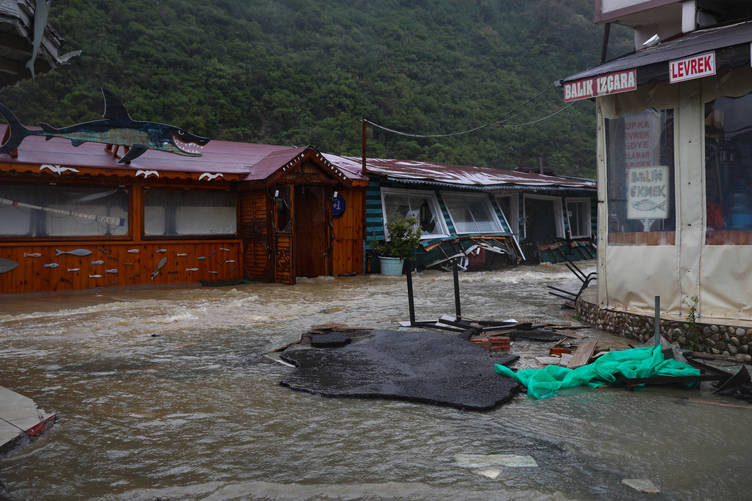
567, 338, 598, 369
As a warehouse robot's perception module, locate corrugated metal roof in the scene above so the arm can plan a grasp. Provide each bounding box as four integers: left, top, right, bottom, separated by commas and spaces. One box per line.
324, 153, 596, 189
0, 0, 78, 87
0, 125, 368, 182
563, 19, 752, 83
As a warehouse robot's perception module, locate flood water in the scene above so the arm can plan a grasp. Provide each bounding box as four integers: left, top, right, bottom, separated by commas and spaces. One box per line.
1, 263, 750, 500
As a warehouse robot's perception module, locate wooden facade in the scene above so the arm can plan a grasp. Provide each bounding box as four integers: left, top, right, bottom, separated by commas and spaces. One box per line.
0, 135, 367, 294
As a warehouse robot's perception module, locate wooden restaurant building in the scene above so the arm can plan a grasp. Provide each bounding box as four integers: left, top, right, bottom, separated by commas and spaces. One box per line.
562, 1, 752, 334
0, 130, 367, 293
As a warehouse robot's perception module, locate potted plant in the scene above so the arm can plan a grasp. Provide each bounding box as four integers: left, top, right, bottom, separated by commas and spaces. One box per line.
372, 216, 422, 275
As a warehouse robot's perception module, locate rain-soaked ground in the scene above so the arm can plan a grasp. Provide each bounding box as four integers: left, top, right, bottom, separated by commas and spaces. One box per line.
1, 263, 751, 500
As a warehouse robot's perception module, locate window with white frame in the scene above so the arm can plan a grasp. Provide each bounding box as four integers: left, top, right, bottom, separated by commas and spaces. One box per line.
495, 193, 519, 237
381, 188, 448, 239
566, 198, 591, 238
441, 192, 504, 234
523, 194, 564, 242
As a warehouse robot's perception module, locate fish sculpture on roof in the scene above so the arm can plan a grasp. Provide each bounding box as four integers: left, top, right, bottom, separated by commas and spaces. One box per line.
0, 89, 209, 164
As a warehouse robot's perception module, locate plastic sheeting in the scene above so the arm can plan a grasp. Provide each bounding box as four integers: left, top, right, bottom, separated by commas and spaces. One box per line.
597, 66, 752, 322
494, 344, 700, 400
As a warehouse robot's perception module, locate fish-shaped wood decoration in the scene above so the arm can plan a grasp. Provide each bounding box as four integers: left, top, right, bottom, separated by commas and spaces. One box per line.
24, 252, 42, 258
220, 248, 230, 252
0, 258, 19, 274
150, 257, 167, 280
0, 89, 209, 164
88, 274, 102, 278
105, 269, 118, 274
90, 260, 104, 265
67, 268, 80, 272
176, 253, 188, 257
224, 260, 235, 263
43, 263, 58, 269
156, 249, 167, 253
56, 248, 93, 257
185, 268, 199, 272
127, 249, 140, 254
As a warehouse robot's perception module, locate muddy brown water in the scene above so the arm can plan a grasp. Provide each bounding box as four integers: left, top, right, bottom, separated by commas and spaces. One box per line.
1, 263, 750, 500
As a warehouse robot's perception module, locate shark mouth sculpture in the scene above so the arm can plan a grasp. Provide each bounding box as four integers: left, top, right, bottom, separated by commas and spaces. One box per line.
0, 89, 209, 164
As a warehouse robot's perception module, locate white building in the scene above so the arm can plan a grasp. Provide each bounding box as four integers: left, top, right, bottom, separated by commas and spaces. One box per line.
563, 1, 752, 326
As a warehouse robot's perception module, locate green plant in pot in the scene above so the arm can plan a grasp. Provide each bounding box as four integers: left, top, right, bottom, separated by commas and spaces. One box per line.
373, 216, 422, 275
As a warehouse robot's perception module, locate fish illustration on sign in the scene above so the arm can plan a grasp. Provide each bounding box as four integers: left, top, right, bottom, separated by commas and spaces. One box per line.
43, 263, 58, 268
0, 258, 19, 274
56, 248, 93, 257
0, 89, 209, 164
632, 199, 666, 212
24, 252, 42, 258
150, 257, 167, 280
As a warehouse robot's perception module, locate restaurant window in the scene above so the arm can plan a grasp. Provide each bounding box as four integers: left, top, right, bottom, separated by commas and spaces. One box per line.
605, 108, 675, 244
705, 93, 752, 244
144, 189, 237, 237
442, 192, 504, 234
0, 184, 128, 237
566, 198, 591, 238
495, 193, 519, 237
381, 188, 448, 239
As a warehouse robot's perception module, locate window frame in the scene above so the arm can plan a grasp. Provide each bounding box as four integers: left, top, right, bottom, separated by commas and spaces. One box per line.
440, 191, 505, 235
566, 197, 592, 239
380, 187, 449, 240
495, 192, 519, 237
142, 187, 239, 240
523, 194, 565, 240
0, 181, 132, 241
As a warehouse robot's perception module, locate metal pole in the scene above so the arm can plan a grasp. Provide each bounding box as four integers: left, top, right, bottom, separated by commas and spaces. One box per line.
361, 119, 367, 176
654, 295, 661, 346
406, 259, 415, 326
453, 259, 461, 320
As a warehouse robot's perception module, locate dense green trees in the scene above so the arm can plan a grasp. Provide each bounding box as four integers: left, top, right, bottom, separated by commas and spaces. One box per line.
3, 0, 631, 177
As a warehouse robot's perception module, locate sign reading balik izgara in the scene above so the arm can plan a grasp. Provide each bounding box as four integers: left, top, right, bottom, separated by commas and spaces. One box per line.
563, 69, 637, 102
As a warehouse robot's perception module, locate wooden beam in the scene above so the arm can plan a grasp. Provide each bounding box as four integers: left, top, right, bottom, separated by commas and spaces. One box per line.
567, 338, 598, 369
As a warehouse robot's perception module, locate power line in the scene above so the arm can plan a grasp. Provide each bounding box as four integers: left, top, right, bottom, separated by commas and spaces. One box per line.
364, 89, 577, 139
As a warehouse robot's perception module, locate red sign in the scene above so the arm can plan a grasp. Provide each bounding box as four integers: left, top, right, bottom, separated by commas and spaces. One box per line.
563, 69, 637, 102
669, 51, 715, 84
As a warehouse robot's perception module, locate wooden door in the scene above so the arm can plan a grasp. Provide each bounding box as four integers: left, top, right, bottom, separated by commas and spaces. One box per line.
294, 185, 330, 277
239, 190, 272, 281
273, 185, 295, 284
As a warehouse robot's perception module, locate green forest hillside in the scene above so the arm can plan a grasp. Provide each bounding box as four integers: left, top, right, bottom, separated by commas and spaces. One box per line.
2, 0, 631, 177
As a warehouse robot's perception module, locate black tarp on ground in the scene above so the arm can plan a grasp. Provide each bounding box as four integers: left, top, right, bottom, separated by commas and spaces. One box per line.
280, 330, 520, 411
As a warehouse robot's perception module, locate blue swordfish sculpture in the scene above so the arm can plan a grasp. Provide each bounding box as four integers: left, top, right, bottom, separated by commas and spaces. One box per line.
0, 89, 209, 163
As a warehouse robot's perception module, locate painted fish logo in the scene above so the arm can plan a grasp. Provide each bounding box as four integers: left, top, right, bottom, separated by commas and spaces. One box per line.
0, 89, 209, 163
632, 199, 666, 212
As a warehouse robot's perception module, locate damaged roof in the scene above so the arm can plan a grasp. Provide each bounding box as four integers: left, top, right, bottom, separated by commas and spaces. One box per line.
0, 0, 79, 87
324, 153, 595, 190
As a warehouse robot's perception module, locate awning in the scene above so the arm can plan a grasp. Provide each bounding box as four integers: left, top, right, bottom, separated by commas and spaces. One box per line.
561, 20, 752, 98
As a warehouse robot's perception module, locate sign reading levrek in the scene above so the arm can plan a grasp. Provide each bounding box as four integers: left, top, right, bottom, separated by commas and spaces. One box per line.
563, 69, 637, 102
669, 51, 716, 84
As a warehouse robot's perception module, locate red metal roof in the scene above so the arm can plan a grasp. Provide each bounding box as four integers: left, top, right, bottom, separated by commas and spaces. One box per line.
0, 126, 367, 182
324, 153, 595, 189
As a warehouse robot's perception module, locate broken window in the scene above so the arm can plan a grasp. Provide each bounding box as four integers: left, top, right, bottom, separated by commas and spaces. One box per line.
495, 193, 519, 237
144, 189, 237, 237
605, 108, 675, 244
705, 93, 752, 244
0, 183, 128, 237
442, 193, 504, 234
381, 188, 448, 239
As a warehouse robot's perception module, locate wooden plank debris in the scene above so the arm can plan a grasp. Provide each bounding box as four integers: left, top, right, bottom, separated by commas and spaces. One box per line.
567, 338, 598, 369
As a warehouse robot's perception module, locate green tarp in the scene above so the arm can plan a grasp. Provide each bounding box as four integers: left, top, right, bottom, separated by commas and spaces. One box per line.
495, 345, 701, 400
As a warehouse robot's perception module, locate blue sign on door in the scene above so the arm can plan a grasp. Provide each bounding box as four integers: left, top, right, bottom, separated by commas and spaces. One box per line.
332, 194, 346, 217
